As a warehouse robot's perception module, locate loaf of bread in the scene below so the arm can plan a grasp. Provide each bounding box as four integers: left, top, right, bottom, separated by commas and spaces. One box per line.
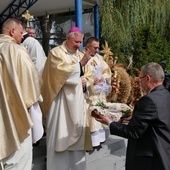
91, 109, 101, 118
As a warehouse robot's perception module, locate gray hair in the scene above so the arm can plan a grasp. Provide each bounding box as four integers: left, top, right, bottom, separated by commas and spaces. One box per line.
141, 62, 165, 82
67, 31, 84, 38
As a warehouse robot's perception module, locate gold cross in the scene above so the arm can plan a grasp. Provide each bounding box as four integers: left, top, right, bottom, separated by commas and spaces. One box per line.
22, 10, 34, 27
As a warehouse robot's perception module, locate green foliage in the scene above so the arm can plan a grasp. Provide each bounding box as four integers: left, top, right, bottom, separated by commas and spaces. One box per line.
99, 0, 129, 54
99, 0, 170, 70
132, 25, 170, 69
121, 109, 132, 117
93, 100, 109, 109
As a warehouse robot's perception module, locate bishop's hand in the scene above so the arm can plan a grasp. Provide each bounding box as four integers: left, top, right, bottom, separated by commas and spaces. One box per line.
80, 49, 91, 66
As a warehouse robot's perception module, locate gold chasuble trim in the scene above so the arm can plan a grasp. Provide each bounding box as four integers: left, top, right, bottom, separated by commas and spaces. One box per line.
40, 42, 82, 120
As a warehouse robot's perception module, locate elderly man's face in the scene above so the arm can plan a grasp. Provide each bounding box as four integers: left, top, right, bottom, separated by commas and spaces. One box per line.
66, 34, 83, 52
138, 73, 152, 94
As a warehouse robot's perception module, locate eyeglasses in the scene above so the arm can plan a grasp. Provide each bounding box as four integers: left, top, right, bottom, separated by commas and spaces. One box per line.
138, 75, 147, 80
89, 45, 99, 50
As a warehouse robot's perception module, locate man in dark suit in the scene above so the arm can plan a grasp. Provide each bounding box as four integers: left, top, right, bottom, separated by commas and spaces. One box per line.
92, 62, 170, 170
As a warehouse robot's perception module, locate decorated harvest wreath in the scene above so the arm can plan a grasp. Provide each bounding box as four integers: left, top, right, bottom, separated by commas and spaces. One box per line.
100, 41, 143, 105
89, 41, 143, 123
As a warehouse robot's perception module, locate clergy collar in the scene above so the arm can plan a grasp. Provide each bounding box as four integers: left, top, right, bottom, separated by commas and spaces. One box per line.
21, 33, 29, 43
23, 32, 28, 36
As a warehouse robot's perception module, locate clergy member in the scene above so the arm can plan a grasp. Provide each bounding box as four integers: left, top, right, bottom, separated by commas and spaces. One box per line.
21, 22, 47, 75
27, 27, 36, 38
82, 37, 112, 150
0, 18, 42, 169
40, 27, 93, 170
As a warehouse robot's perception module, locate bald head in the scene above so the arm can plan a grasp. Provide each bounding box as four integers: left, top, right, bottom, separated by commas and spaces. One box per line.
2, 18, 24, 44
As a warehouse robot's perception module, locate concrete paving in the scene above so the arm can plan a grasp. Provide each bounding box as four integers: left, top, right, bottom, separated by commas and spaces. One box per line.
32, 129, 127, 170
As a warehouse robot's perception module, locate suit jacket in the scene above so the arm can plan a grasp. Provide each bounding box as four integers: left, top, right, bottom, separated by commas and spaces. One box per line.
110, 85, 170, 170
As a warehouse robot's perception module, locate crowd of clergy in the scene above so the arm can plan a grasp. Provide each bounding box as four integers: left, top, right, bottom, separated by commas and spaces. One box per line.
0, 18, 111, 170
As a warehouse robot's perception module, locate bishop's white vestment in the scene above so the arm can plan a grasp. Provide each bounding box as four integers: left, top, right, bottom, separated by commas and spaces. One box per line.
41, 42, 92, 170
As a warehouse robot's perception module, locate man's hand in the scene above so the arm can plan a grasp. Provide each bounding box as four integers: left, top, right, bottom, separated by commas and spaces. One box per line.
94, 77, 105, 85
91, 109, 111, 125
81, 77, 87, 88
80, 49, 91, 66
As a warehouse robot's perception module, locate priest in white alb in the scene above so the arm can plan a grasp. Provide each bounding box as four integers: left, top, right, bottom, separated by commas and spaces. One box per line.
40, 27, 93, 170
